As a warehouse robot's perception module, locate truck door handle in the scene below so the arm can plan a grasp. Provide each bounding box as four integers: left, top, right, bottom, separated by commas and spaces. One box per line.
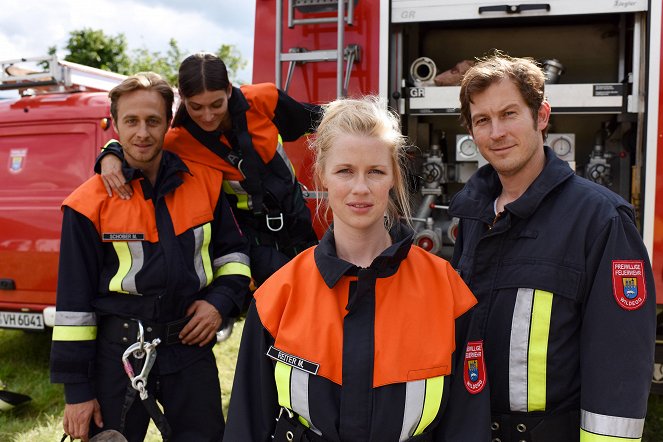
479, 4, 551, 14
0, 279, 16, 290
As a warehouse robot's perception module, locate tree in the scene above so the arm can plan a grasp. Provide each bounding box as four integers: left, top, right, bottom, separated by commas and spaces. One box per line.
128, 39, 184, 85
62, 28, 130, 73
52, 29, 248, 85
217, 44, 248, 83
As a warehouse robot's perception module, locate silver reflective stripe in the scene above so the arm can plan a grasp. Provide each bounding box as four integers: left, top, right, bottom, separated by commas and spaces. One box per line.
54, 311, 96, 326
301, 190, 328, 201
581, 409, 645, 439
509, 288, 534, 412
275, 139, 296, 183
284, 368, 321, 436
400, 379, 425, 441
290, 368, 322, 435
123, 241, 144, 294
193, 225, 208, 289
213, 252, 250, 269
227, 180, 248, 196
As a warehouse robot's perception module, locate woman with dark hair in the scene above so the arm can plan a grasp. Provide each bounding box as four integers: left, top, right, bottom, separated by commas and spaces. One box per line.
97, 52, 320, 286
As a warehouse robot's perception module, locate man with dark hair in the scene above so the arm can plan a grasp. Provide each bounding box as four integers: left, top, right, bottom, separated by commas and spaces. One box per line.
50, 72, 251, 441
449, 52, 655, 442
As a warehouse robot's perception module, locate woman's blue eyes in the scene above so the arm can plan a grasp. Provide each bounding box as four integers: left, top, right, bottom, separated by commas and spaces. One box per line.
335, 168, 385, 174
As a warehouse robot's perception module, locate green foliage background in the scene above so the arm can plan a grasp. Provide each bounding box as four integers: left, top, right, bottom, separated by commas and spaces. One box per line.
47, 27, 247, 86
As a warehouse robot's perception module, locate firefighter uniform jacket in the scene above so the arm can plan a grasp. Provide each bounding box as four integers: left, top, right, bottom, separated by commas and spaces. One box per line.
51, 150, 251, 404
224, 224, 478, 442
448, 147, 656, 442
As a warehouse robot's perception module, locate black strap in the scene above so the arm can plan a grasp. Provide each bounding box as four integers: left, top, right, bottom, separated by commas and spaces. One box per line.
141, 395, 172, 441
118, 360, 172, 441
183, 118, 266, 215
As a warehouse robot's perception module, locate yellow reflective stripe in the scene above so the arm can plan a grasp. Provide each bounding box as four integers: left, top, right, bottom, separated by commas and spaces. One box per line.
52, 325, 97, 341
214, 262, 251, 279
223, 181, 250, 211
275, 361, 292, 409
109, 242, 131, 293
528, 289, 553, 411
413, 376, 445, 436
274, 361, 317, 431
580, 429, 641, 442
201, 223, 213, 285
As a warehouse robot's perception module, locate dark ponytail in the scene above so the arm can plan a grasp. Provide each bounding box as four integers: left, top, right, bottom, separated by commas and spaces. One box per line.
172, 52, 231, 127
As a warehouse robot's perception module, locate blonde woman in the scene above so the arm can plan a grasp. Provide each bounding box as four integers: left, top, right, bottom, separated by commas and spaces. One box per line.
224, 97, 479, 442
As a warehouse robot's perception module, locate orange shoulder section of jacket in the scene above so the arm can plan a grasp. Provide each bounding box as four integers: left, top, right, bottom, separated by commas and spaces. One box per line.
255, 246, 477, 387
62, 160, 223, 241
240, 83, 280, 164
166, 159, 223, 236
165, 127, 243, 180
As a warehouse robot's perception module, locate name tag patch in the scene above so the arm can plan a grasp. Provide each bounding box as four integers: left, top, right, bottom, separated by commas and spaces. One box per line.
102, 233, 145, 241
612, 260, 647, 311
267, 346, 319, 375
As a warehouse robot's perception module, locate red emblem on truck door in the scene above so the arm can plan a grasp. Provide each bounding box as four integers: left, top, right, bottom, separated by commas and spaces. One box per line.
8, 148, 27, 174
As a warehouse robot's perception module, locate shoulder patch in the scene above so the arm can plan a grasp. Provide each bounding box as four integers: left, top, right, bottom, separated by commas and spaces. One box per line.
464, 340, 486, 394
612, 260, 647, 311
267, 346, 320, 375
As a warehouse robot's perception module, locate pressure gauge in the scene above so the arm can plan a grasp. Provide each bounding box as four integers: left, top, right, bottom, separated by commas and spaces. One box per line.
547, 133, 575, 162
456, 135, 479, 161
551, 136, 571, 157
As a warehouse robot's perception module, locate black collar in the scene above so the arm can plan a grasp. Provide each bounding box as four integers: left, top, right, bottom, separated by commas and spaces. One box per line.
449, 146, 575, 221
122, 150, 191, 200
313, 223, 415, 289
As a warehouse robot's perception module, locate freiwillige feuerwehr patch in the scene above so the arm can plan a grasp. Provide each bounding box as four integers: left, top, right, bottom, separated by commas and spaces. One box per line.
464, 340, 486, 394
102, 233, 145, 241
267, 346, 319, 375
612, 260, 647, 311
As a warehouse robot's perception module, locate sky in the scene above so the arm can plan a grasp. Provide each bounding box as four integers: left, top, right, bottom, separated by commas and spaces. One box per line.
0, 0, 256, 83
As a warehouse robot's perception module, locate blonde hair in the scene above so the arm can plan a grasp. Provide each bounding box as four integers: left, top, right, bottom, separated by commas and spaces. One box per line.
109, 72, 174, 124
309, 96, 412, 230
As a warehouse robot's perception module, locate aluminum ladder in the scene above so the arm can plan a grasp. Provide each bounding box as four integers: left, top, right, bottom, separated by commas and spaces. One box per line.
275, 0, 361, 97
0, 55, 126, 94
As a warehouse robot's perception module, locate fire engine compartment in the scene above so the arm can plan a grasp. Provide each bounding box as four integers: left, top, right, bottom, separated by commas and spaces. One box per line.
389, 1, 648, 258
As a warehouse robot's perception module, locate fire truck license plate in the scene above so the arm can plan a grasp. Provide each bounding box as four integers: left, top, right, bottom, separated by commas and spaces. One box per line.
0, 312, 44, 330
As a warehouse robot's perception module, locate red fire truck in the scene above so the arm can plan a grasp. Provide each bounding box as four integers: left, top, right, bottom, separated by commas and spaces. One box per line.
0, 56, 123, 331
253, 0, 663, 390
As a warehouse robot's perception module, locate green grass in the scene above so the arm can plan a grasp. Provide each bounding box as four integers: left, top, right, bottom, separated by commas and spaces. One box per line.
0, 321, 243, 442
1, 324, 662, 441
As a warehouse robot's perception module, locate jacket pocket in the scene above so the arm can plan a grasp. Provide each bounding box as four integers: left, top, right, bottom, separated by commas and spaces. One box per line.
494, 260, 582, 302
